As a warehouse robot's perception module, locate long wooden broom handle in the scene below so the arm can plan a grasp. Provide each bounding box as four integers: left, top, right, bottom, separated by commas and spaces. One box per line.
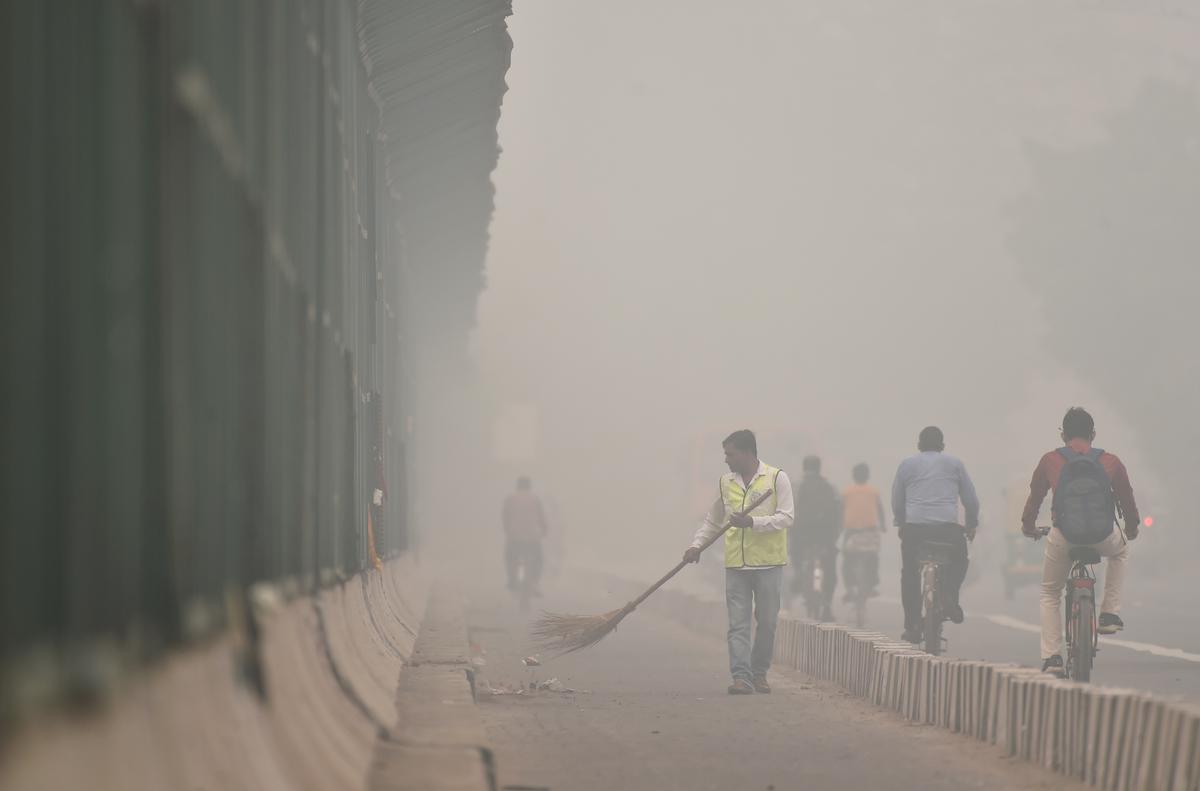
622, 490, 775, 612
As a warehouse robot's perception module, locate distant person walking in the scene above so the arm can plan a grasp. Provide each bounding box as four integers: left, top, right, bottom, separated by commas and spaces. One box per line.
502, 476, 548, 595
683, 430, 794, 695
841, 463, 886, 600
892, 427, 980, 643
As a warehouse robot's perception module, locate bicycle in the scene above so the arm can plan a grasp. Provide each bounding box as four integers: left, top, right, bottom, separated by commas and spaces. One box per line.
846, 581, 869, 628
842, 551, 877, 628
795, 552, 831, 621
508, 547, 543, 614
1035, 527, 1100, 682
917, 540, 958, 656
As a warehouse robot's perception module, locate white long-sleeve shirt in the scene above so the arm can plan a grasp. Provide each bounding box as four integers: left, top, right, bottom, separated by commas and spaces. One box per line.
690, 463, 795, 562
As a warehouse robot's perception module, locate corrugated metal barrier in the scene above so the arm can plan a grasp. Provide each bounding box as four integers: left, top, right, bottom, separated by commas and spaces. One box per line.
0, 0, 511, 727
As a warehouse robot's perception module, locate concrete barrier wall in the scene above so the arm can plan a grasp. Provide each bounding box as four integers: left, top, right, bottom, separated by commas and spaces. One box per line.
620, 578, 1200, 791
0, 557, 428, 791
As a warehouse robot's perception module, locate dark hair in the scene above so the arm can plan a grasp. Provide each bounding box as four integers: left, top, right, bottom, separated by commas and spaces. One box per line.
722, 429, 757, 456
918, 426, 945, 452
517, 476, 532, 490
802, 455, 821, 473
1062, 407, 1095, 441
852, 463, 869, 483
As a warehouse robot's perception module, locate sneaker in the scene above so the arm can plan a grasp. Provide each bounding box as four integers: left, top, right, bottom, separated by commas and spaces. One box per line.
901, 628, 922, 644
728, 679, 754, 695
1098, 613, 1124, 634
752, 675, 771, 694
945, 604, 965, 624
1042, 655, 1066, 678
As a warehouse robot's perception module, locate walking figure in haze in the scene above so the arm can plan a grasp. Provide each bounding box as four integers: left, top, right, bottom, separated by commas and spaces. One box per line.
841, 463, 886, 602
503, 476, 549, 597
683, 430, 794, 695
892, 426, 980, 644
790, 455, 842, 622
1021, 407, 1140, 678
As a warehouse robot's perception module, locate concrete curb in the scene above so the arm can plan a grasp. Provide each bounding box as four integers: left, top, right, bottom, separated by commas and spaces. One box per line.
616, 578, 1200, 791
0, 556, 474, 791
366, 581, 494, 791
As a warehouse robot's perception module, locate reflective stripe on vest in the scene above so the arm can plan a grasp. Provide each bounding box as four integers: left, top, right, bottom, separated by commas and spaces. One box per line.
722, 465, 787, 568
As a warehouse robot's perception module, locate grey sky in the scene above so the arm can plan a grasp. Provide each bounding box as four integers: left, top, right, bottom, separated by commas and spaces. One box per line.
472, 1, 1194, 572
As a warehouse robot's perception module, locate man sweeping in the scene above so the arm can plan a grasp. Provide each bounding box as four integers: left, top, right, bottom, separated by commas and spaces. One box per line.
683, 430, 795, 694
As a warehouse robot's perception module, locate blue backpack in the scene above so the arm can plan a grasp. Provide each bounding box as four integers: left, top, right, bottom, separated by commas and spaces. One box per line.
1051, 447, 1116, 545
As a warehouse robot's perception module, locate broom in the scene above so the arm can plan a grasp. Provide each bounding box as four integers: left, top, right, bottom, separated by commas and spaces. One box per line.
531, 489, 773, 655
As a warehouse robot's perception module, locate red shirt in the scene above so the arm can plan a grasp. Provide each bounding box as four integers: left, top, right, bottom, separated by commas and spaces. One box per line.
1020, 438, 1140, 531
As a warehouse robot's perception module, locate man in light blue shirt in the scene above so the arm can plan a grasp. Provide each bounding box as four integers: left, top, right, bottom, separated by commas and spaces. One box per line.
892, 426, 980, 643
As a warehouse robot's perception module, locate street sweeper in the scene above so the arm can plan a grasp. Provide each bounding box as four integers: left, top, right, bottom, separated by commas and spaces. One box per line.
683, 429, 794, 694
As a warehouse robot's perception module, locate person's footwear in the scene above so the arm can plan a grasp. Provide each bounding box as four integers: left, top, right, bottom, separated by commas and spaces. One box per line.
945, 604, 965, 624
728, 679, 754, 695
1042, 655, 1066, 678
901, 628, 922, 643
751, 675, 771, 694
1098, 613, 1124, 634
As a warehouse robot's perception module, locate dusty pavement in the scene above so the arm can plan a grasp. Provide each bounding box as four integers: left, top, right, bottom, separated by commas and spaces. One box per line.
465, 575, 1091, 791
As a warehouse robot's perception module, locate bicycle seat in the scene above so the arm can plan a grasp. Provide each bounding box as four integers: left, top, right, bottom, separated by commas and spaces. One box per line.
918, 541, 957, 563
1069, 547, 1102, 565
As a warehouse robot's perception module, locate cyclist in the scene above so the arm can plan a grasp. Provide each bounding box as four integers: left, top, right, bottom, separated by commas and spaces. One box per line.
1021, 407, 1140, 678
892, 426, 979, 643
841, 463, 886, 601
790, 455, 841, 621
502, 476, 549, 595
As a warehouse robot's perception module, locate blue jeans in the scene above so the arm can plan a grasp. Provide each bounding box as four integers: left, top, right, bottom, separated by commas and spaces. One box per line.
725, 566, 783, 681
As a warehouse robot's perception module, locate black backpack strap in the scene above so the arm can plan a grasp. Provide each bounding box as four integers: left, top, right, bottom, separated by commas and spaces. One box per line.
1056, 446, 1073, 461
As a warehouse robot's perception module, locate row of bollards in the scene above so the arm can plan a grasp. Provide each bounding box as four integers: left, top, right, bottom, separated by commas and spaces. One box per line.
771, 618, 1200, 791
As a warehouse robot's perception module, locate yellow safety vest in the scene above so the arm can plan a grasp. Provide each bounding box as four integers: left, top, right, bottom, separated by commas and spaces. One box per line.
722, 465, 787, 569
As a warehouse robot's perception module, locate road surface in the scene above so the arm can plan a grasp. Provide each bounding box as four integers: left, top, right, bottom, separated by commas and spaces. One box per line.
465, 574, 1089, 791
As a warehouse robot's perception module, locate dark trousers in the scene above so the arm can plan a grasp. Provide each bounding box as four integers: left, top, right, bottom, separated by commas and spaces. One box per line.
900, 523, 968, 630
505, 539, 543, 589
843, 551, 879, 591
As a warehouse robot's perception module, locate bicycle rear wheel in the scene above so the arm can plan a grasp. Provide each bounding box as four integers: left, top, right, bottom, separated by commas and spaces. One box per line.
921, 564, 942, 655
854, 594, 867, 629
923, 605, 941, 655
1070, 594, 1094, 682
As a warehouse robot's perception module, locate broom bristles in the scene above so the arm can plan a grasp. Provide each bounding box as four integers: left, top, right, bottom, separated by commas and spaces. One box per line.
531, 605, 634, 655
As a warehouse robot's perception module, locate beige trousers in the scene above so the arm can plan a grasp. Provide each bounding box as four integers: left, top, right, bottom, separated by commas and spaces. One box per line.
1040, 526, 1128, 659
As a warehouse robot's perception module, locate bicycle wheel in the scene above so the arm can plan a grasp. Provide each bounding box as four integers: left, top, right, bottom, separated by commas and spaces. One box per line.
922, 565, 942, 656
1070, 593, 1094, 683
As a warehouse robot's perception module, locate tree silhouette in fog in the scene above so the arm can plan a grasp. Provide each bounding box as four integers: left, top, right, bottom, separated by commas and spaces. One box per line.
1009, 79, 1200, 555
